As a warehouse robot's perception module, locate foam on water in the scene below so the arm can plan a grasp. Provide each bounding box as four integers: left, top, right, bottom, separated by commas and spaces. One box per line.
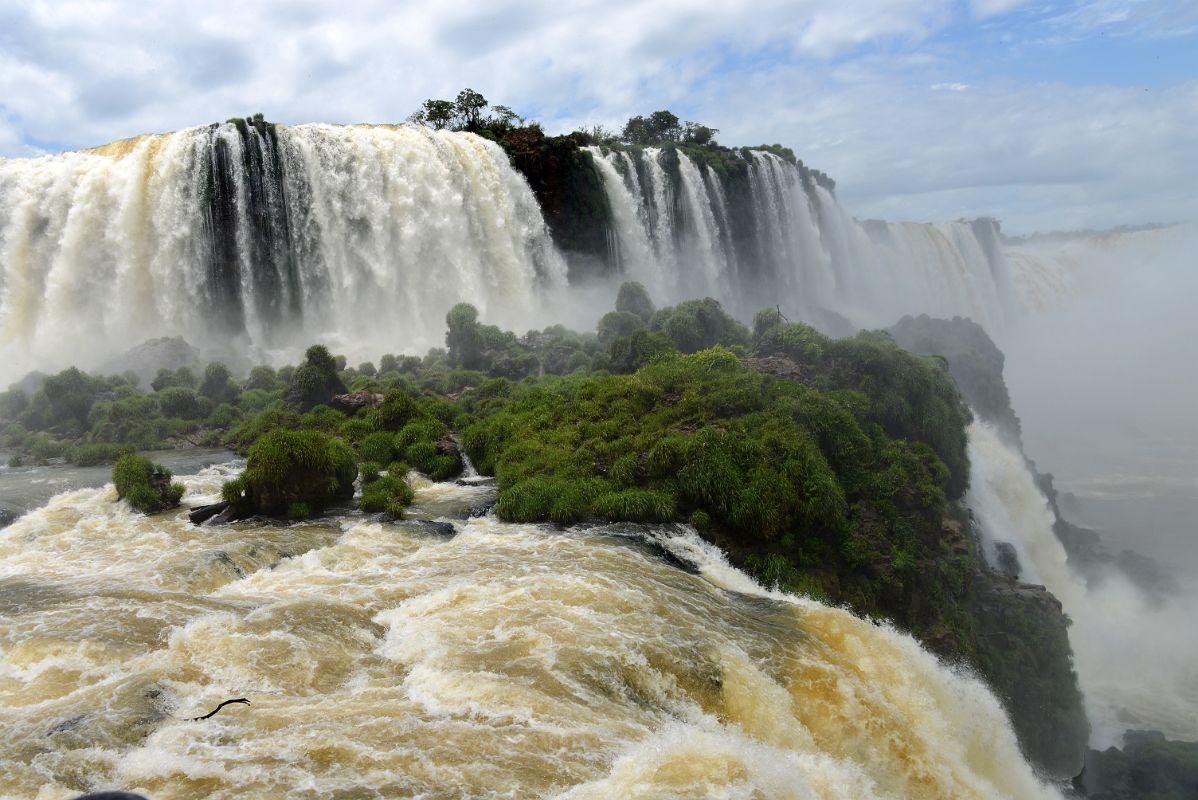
0, 470, 1060, 799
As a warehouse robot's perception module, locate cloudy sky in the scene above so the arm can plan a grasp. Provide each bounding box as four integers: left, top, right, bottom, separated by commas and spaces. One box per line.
0, 0, 1194, 233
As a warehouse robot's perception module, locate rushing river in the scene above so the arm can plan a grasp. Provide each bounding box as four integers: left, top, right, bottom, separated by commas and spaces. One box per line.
0, 463, 1059, 799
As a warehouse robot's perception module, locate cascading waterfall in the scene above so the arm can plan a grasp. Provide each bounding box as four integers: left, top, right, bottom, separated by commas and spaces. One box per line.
0, 465, 1063, 799
966, 419, 1198, 747
584, 143, 1070, 333
0, 123, 1092, 386
0, 122, 566, 383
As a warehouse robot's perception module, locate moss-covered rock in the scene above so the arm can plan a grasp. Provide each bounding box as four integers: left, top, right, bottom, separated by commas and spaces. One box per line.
1078, 730, 1198, 799
972, 571, 1089, 779
113, 454, 184, 514
221, 428, 356, 519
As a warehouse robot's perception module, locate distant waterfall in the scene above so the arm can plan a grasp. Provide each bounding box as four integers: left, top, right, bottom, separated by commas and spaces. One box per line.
585, 145, 1074, 334
966, 419, 1198, 746
0, 122, 566, 381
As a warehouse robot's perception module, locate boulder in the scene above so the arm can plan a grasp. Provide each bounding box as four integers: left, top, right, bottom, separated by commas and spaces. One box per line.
0, 506, 19, 529
329, 391, 385, 414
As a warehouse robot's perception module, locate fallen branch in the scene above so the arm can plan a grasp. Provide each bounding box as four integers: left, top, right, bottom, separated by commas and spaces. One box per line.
187, 698, 250, 721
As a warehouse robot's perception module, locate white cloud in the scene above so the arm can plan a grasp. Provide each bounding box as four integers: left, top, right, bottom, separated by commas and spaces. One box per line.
970, 0, 1029, 19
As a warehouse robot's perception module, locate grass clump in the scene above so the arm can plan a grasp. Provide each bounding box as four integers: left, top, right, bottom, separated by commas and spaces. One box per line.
360, 474, 415, 516
221, 429, 356, 519
113, 454, 184, 514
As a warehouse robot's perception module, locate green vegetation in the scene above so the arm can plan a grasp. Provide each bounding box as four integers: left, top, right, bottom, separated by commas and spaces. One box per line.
220, 429, 357, 519
888, 314, 1021, 436
1, 285, 1085, 777
112, 454, 184, 514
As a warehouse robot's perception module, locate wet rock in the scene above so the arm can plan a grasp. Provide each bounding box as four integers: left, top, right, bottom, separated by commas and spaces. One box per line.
1078, 730, 1198, 799
994, 541, 1021, 579
329, 391, 385, 414
467, 502, 495, 518
188, 501, 230, 525
72, 793, 150, 800
408, 520, 457, 538
0, 506, 19, 529
209, 505, 243, 526
971, 572, 1089, 780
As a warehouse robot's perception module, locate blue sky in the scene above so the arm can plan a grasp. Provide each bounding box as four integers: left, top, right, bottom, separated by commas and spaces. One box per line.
0, 0, 1194, 234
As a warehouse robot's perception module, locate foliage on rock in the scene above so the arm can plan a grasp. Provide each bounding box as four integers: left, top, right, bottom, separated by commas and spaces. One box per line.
113, 454, 184, 514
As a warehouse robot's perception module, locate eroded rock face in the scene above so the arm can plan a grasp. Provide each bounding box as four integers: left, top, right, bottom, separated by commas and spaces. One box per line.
1078, 730, 1198, 799
101, 336, 202, 388
745, 354, 808, 384
972, 572, 1090, 780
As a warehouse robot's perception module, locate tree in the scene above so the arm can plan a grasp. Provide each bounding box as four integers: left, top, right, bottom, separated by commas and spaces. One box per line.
615, 281, 655, 321
416, 99, 455, 129
683, 122, 718, 145
454, 88, 488, 129
446, 303, 484, 369
199, 362, 238, 406
620, 110, 684, 145
491, 105, 523, 126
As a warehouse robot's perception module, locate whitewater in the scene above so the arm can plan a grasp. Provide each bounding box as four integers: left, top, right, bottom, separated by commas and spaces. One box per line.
0, 465, 1060, 799
0, 124, 1077, 385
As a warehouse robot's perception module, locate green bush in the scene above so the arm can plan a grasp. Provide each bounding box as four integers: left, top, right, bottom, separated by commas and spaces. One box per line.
113, 454, 184, 513
615, 281, 655, 321
359, 474, 415, 515
72, 442, 132, 467
157, 386, 203, 419
358, 431, 398, 464
222, 428, 357, 518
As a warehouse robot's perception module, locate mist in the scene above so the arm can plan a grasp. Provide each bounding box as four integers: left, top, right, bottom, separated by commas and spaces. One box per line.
991, 224, 1198, 746
1005, 224, 1198, 573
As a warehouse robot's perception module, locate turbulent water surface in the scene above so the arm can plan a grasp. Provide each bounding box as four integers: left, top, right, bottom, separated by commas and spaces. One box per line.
0, 466, 1059, 799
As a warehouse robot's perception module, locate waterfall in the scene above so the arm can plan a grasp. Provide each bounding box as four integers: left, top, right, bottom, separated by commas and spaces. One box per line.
966, 419, 1198, 747
0, 467, 1063, 798
0, 123, 566, 383
0, 123, 1099, 386
673, 151, 731, 299
584, 144, 1061, 334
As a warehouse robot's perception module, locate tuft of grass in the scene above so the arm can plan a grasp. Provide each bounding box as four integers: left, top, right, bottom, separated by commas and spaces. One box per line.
113, 454, 184, 514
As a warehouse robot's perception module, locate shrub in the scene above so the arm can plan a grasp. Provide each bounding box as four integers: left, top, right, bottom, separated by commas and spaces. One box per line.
199, 362, 239, 405
615, 281, 655, 321
288, 344, 349, 411
359, 474, 415, 515
157, 386, 203, 420
222, 428, 357, 518
358, 431, 398, 464
72, 442, 132, 467
359, 461, 382, 484
113, 454, 184, 514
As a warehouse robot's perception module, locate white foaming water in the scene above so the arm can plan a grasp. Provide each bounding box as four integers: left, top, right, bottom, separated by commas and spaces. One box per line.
0, 124, 566, 384
966, 420, 1198, 747
585, 144, 1076, 334
0, 469, 1061, 799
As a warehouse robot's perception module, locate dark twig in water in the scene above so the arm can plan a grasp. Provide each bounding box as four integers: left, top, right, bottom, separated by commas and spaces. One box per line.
188, 698, 250, 721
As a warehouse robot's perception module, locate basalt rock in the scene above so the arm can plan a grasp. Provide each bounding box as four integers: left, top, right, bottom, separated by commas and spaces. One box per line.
0, 506, 19, 529
972, 571, 1089, 780
329, 391, 385, 414
189, 501, 231, 526
1077, 730, 1198, 799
